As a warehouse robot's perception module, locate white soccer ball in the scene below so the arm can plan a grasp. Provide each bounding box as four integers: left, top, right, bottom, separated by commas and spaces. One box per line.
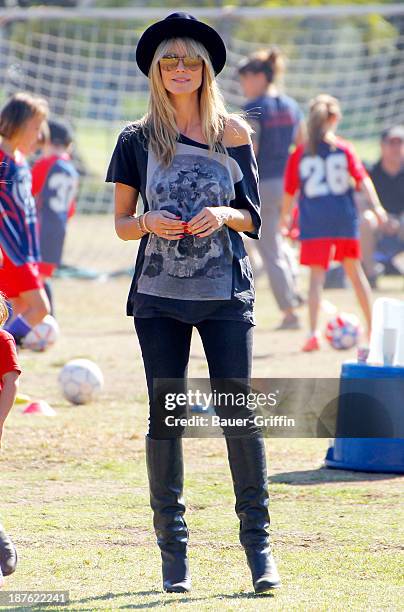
325, 313, 361, 350
22, 315, 60, 351
58, 359, 104, 405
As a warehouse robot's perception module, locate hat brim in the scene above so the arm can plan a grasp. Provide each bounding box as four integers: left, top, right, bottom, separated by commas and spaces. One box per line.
136, 18, 226, 77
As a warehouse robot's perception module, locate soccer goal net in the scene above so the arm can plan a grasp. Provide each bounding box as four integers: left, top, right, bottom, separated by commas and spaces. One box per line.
1, 5, 404, 274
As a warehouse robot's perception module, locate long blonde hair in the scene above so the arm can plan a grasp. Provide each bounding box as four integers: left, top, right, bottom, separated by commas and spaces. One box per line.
138, 37, 244, 166
307, 94, 341, 155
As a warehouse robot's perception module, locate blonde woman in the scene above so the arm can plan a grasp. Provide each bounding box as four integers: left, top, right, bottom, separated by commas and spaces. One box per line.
106, 12, 280, 595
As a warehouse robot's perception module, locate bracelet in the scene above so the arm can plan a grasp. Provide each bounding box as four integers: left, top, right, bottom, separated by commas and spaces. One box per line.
138, 214, 146, 233
142, 211, 152, 233
135, 215, 147, 237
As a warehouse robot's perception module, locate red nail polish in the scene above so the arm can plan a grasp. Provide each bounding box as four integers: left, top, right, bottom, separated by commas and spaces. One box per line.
179, 234, 184, 238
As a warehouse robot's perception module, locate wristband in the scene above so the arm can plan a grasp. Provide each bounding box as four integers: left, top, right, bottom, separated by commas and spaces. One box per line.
136, 216, 147, 236
142, 211, 152, 233
138, 215, 146, 233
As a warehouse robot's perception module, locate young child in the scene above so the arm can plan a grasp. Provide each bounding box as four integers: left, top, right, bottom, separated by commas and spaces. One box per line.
32, 119, 78, 315
0, 92, 51, 345
0, 292, 20, 587
280, 94, 388, 351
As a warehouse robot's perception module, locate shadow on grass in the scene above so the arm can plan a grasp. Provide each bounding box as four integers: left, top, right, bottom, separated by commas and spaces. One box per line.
269, 466, 402, 485
190, 352, 274, 360
38, 588, 276, 610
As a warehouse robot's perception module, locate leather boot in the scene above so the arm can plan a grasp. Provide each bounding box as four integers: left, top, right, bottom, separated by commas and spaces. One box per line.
0, 524, 18, 577
145, 435, 191, 593
225, 435, 281, 593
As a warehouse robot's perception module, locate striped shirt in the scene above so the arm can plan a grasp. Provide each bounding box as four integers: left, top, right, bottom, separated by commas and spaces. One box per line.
0, 149, 40, 265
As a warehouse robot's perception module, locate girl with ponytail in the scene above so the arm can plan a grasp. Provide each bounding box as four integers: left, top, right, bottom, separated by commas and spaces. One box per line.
280, 94, 387, 351
238, 47, 305, 330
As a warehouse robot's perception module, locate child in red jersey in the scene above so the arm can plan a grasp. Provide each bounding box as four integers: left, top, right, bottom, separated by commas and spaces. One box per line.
32, 119, 78, 316
0, 293, 20, 588
280, 94, 388, 351
0, 93, 51, 344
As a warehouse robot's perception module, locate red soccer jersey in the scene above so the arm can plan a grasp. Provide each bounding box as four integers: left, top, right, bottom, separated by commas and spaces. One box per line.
0, 330, 21, 392
284, 137, 368, 240
31, 153, 78, 266
284, 137, 367, 197
32, 153, 77, 219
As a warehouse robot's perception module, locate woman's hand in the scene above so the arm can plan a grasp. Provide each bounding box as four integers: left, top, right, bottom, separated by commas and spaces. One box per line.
147, 210, 187, 240
186, 206, 229, 238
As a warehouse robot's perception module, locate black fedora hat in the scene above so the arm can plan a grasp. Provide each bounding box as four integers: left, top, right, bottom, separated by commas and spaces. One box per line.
136, 12, 227, 77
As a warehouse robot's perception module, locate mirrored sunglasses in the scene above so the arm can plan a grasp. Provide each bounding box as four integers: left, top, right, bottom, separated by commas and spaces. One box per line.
159, 55, 203, 71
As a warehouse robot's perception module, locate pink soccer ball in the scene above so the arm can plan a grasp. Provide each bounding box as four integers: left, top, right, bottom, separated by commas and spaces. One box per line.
325, 313, 361, 350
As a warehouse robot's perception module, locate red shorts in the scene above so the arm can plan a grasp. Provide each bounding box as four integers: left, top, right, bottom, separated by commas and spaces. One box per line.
0, 250, 43, 298
300, 238, 361, 270
38, 262, 57, 278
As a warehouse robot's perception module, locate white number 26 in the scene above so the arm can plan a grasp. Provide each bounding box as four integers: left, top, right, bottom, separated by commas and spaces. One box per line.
300, 153, 350, 197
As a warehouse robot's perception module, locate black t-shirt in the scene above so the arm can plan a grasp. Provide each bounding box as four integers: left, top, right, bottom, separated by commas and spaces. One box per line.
370, 161, 404, 216
105, 123, 262, 325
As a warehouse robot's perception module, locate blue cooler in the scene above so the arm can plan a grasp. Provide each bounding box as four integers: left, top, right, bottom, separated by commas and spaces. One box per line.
325, 362, 404, 473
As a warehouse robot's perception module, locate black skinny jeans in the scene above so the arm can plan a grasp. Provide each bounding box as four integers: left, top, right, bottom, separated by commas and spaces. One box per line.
134, 317, 262, 439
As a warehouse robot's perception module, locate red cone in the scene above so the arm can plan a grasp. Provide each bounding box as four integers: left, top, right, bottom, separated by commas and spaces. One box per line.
23, 401, 56, 416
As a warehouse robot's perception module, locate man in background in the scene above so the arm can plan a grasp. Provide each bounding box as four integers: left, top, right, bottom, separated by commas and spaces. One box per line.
360, 126, 404, 287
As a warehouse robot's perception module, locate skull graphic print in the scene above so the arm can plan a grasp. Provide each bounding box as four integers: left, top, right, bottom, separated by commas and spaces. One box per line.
137, 144, 242, 300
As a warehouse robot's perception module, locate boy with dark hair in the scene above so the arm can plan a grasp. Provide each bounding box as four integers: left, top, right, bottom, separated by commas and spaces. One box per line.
32, 119, 78, 314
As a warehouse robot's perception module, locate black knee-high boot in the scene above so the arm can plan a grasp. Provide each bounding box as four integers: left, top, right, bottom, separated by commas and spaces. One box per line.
145, 435, 191, 593
225, 435, 281, 594
0, 524, 18, 577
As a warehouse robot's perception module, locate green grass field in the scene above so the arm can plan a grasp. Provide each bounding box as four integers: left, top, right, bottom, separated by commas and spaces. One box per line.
0, 218, 403, 610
